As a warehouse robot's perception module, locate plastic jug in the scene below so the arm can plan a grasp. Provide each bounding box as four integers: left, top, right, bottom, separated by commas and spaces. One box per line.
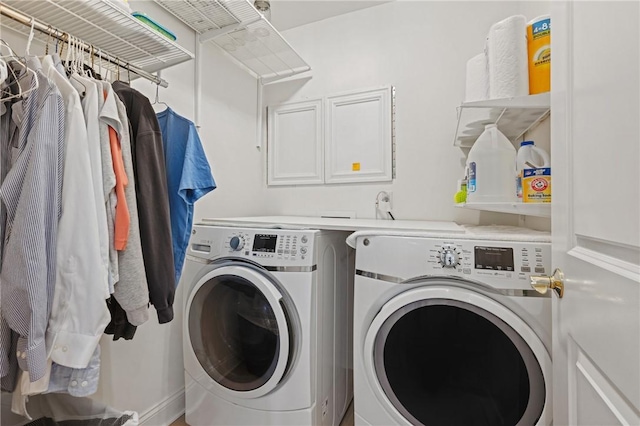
516, 141, 550, 198
466, 124, 517, 203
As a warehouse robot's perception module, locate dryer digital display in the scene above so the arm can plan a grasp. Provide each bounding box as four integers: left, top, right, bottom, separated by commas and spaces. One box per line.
474, 246, 514, 271
253, 234, 278, 252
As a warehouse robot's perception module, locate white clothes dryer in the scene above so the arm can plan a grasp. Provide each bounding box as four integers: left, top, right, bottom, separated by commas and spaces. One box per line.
350, 227, 552, 426
182, 224, 353, 426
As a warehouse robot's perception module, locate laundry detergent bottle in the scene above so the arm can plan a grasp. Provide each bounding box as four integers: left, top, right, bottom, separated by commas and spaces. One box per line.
466, 124, 517, 203
516, 141, 550, 198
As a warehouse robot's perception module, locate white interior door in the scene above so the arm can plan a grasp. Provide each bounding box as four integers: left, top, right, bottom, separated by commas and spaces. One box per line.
551, 2, 640, 424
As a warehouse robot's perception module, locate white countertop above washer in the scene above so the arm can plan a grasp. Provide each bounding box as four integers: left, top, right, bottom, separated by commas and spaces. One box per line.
200, 216, 465, 233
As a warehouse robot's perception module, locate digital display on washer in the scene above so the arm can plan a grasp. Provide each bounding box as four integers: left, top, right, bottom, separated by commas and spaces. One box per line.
474, 246, 514, 271
252, 234, 278, 252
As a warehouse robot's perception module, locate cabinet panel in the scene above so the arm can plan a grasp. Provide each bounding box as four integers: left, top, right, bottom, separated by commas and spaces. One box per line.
267, 100, 323, 186
325, 87, 392, 184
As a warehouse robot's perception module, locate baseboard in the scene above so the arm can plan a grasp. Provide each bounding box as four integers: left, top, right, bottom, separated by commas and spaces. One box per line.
139, 388, 185, 426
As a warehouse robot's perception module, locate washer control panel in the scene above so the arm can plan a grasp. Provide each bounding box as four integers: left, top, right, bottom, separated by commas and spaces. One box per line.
189, 226, 317, 266
222, 230, 314, 263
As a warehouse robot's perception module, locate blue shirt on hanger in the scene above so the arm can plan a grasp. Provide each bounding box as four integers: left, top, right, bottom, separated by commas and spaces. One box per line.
156, 108, 216, 285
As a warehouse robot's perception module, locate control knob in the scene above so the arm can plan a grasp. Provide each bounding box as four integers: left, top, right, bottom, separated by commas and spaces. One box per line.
229, 236, 245, 251
438, 247, 460, 268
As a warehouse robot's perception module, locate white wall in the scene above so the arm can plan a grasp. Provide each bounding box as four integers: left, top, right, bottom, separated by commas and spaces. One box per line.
256, 1, 548, 226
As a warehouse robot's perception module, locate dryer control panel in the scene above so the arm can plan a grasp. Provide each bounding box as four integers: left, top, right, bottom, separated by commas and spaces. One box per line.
426, 240, 551, 283
355, 233, 551, 289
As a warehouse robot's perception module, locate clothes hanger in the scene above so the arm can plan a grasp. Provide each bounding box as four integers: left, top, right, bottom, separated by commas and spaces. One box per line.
97, 48, 104, 80
59, 33, 67, 61
81, 45, 97, 79
86, 45, 96, 79
79, 41, 95, 79
45, 25, 52, 56
67, 35, 87, 96
0, 40, 23, 99
151, 81, 169, 110
24, 18, 35, 56
0, 38, 38, 101
0, 58, 7, 85
0, 39, 13, 85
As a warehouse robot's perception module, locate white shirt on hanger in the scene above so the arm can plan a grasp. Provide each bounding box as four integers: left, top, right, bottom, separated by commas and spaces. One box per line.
73, 72, 111, 299
41, 55, 110, 369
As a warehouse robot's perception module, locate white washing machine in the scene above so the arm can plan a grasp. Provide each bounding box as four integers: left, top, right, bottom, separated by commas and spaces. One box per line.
350, 227, 553, 425
182, 224, 353, 426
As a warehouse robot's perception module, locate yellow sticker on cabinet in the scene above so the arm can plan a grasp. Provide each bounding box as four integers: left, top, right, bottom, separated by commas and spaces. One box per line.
352, 162, 361, 171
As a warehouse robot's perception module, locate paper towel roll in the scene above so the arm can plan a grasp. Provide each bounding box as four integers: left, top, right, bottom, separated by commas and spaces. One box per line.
465, 53, 489, 102
487, 15, 529, 99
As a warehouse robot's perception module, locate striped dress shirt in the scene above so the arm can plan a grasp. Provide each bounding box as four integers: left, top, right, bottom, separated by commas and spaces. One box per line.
0, 65, 20, 392
0, 64, 65, 384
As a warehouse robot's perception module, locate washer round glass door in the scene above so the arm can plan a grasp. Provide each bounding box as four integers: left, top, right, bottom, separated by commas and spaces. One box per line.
363, 285, 551, 426
187, 265, 293, 399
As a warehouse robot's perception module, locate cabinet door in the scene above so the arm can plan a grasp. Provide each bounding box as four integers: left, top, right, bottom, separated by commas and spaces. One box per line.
325, 87, 393, 184
267, 99, 323, 186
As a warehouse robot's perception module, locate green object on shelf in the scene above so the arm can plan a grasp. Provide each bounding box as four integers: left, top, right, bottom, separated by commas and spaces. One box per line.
132, 12, 177, 41
454, 190, 467, 204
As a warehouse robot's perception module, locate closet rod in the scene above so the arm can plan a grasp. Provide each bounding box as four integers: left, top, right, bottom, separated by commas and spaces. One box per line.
0, 2, 169, 88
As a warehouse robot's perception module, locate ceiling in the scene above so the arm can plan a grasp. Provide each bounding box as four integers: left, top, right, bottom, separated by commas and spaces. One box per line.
267, 0, 391, 31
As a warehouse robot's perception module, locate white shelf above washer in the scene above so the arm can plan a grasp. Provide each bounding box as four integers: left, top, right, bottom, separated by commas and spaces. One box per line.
153, 0, 311, 83
1, 0, 194, 74
455, 202, 551, 218
454, 93, 550, 148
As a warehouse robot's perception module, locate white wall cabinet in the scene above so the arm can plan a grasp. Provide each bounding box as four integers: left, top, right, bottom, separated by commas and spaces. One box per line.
267, 86, 394, 186
325, 87, 393, 184
267, 99, 324, 186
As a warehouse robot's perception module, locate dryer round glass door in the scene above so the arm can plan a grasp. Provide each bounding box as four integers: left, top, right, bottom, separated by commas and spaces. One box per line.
363, 286, 551, 426
187, 265, 294, 398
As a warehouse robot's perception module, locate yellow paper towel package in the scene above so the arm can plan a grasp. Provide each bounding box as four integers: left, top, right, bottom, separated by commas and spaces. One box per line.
523, 168, 551, 203
527, 15, 551, 94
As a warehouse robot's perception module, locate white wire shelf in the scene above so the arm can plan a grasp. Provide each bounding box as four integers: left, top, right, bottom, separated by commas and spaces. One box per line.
454, 93, 550, 148
455, 202, 551, 218
153, 0, 311, 83
0, 0, 194, 74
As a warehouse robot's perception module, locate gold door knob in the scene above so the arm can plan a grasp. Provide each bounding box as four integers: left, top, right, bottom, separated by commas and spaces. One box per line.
530, 268, 565, 298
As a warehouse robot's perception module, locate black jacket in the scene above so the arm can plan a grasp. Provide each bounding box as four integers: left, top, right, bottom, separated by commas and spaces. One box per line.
113, 81, 175, 324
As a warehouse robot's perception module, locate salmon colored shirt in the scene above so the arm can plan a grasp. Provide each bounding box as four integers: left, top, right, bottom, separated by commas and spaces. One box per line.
105, 90, 130, 251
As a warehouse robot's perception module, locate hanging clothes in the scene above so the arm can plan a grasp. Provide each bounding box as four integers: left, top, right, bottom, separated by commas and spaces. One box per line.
101, 84, 130, 252
97, 80, 119, 294
0, 63, 26, 393
1, 33, 188, 410
0, 58, 65, 388
156, 107, 216, 284
104, 298, 137, 341
105, 81, 149, 327
0, 62, 24, 393
69, 65, 111, 301
113, 81, 176, 324
40, 55, 110, 372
